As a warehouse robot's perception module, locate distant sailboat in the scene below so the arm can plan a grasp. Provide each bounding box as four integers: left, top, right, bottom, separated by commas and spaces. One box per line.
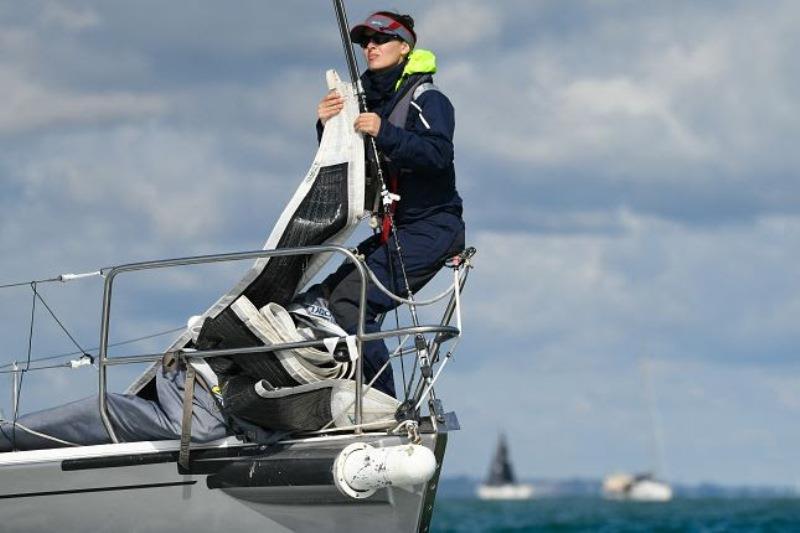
602, 472, 673, 502
476, 433, 534, 500
602, 358, 673, 502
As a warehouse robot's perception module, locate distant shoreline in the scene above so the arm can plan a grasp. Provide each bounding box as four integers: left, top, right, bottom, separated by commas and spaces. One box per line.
439, 476, 800, 499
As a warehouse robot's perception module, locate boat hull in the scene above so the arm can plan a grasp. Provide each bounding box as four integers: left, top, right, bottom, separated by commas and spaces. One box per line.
626, 479, 673, 501
0, 431, 447, 532
476, 483, 534, 500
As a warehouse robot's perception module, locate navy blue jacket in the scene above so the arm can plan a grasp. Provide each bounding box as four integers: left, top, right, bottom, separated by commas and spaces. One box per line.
373, 76, 463, 223
319, 51, 463, 224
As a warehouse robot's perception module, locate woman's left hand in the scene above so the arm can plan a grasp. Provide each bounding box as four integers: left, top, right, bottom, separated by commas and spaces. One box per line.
354, 113, 381, 137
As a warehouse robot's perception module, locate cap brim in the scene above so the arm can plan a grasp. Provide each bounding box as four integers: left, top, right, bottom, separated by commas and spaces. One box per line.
350, 24, 382, 44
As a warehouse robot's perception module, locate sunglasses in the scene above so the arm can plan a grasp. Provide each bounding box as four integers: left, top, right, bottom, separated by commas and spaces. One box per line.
357, 33, 401, 48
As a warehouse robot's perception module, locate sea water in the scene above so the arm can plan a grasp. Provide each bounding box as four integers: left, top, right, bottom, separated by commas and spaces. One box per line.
430, 497, 800, 532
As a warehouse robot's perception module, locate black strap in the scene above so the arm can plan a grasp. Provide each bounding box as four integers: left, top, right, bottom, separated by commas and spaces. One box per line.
178, 363, 196, 471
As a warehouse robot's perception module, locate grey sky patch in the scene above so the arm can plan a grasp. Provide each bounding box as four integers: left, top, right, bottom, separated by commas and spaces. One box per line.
0, 1, 798, 487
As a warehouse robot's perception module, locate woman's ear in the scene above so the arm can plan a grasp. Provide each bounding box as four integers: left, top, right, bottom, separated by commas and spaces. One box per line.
400, 42, 411, 57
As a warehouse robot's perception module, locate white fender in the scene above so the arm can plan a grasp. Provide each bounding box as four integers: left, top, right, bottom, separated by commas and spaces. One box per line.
333, 443, 437, 499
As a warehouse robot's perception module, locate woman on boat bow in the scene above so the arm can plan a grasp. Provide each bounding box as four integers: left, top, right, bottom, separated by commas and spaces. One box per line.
315, 11, 465, 398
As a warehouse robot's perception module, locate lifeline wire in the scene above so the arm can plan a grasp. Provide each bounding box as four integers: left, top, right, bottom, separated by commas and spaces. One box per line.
0, 362, 78, 375
0, 326, 185, 370
32, 289, 89, 359
0, 277, 61, 290
12, 282, 37, 449
365, 263, 459, 306
0, 269, 102, 291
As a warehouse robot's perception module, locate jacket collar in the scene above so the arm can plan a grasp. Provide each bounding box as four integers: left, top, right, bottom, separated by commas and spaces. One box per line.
395, 49, 437, 90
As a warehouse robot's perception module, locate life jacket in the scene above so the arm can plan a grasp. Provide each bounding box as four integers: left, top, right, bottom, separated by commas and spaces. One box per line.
371, 49, 441, 239
386, 48, 440, 131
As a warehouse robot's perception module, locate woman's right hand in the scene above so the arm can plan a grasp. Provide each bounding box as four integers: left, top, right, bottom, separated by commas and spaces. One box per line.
318, 90, 344, 125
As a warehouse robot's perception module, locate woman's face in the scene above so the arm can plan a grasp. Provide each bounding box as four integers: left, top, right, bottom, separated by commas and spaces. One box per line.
362, 33, 411, 72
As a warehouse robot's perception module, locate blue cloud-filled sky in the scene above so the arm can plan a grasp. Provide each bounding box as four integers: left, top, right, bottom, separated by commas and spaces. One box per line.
1, 1, 798, 488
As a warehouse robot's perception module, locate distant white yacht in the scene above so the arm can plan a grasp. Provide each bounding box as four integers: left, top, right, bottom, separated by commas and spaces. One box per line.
602, 472, 673, 502
602, 358, 673, 502
476, 433, 534, 500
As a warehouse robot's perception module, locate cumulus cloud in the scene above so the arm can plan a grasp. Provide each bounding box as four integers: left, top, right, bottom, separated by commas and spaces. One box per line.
463, 212, 800, 371
0, 66, 167, 134
437, 0, 800, 227
416, 2, 502, 51
0, 7, 165, 134
1, 123, 296, 274
41, 3, 101, 32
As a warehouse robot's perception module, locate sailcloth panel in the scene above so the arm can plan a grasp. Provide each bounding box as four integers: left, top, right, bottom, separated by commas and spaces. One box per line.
127, 70, 364, 394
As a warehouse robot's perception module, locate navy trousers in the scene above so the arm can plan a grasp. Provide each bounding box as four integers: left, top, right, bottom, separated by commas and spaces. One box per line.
322, 211, 465, 397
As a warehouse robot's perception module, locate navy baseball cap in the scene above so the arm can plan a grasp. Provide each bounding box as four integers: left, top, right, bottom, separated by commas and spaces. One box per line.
350, 12, 416, 48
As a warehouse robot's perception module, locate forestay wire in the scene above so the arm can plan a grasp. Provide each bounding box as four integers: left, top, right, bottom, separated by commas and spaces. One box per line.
330, 1, 427, 385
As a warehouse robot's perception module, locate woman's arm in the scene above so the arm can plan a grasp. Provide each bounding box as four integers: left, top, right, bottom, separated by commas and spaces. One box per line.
374, 91, 455, 170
